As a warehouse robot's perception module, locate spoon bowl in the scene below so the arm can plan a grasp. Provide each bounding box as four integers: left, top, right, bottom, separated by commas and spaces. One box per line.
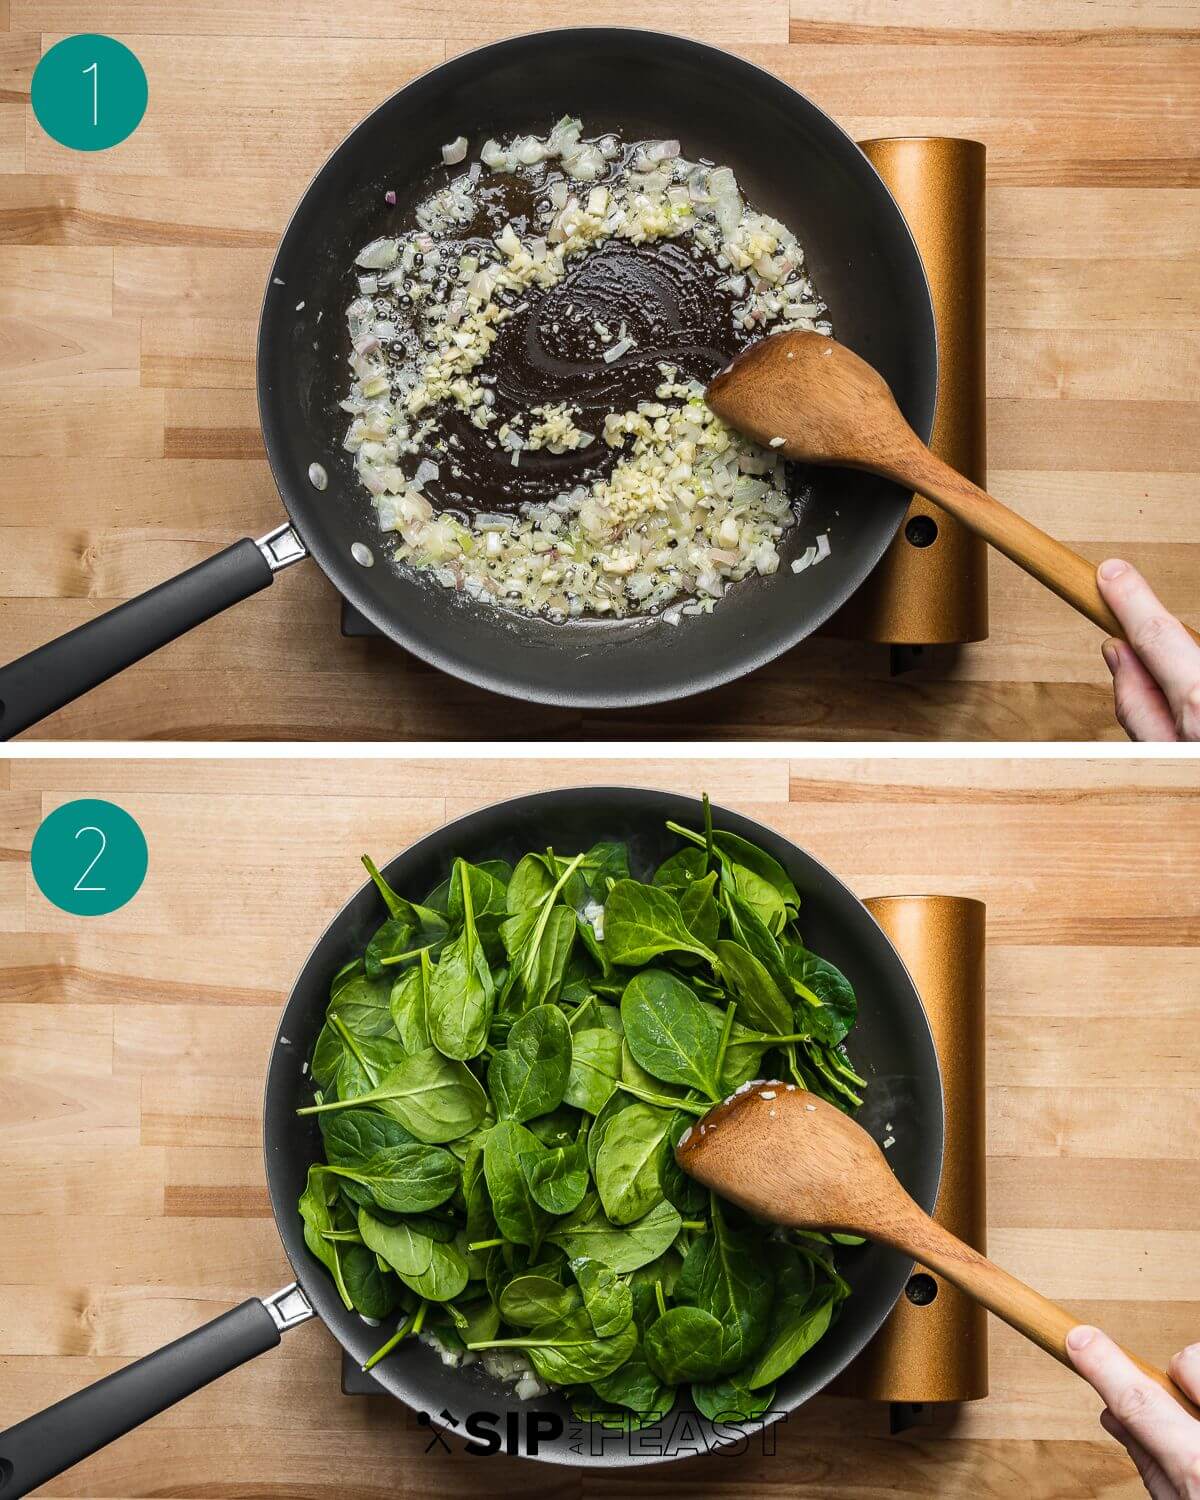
679, 1080, 1199, 1417
708, 332, 1200, 646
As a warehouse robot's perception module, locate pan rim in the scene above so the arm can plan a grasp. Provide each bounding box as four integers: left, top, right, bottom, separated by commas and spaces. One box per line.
256, 27, 939, 709
262, 785, 946, 1467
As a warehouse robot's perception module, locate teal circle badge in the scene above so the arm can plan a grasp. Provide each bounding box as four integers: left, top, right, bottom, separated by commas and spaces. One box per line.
31, 34, 147, 152
31, 799, 148, 917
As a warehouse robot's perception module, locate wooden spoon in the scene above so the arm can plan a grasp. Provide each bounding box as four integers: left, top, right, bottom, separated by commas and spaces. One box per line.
677, 1081, 1198, 1415
707, 331, 1200, 645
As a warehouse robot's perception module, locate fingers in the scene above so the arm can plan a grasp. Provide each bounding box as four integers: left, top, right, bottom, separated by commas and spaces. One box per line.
1100, 1409, 1176, 1499
1171, 1344, 1200, 1405
1068, 1326, 1200, 1494
1103, 639, 1180, 743
1097, 560, 1200, 739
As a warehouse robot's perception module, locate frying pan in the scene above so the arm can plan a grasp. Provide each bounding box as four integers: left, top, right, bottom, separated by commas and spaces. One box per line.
0, 30, 936, 739
0, 788, 943, 1490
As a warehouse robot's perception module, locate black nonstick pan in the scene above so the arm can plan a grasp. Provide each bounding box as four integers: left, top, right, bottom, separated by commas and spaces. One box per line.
0, 30, 936, 739
0, 788, 942, 1492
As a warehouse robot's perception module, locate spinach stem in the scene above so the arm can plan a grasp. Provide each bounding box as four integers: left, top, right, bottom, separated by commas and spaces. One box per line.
459, 858, 476, 967
713, 999, 738, 1090
379, 942, 436, 968
363, 1299, 426, 1372
679, 1219, 708, 1232
467, 1237, 505, 1251
654, 1280, 667, 1319
614, 1080, 707, 1116
329, 1013, 370, 1072
727, 1031, 815, 1048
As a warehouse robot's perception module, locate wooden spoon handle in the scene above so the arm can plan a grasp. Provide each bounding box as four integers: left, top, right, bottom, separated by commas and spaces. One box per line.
885, 441, 1200, 646
889, 1208, 1199, 1417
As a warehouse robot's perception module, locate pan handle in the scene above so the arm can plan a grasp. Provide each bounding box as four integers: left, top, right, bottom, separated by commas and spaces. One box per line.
0, 523, 307, 740
0, 1285, 313, 1496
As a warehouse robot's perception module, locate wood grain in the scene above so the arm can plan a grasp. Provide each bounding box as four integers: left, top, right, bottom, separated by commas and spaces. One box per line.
1, 755, 1196, 1497
0, 2, 1196, 739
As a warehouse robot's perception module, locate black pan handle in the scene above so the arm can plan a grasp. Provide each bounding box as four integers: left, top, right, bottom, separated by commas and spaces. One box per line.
0, 525, 307, 740
0, 1288, 310, 1495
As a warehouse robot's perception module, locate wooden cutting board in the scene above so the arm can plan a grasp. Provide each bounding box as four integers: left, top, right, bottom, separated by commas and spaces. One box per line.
1, 2, 1198, 740
1, 754, 1198, 1497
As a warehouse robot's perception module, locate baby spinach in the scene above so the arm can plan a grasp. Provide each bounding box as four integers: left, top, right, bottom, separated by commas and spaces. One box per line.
298, 1047, 487, 1143
786, 946, 857, 1044
428, 859, 495, 1059
498, 1274, 581, 1327
714, 939, 792, 1037
571, 1256, 633, 1338
563, 1027, 622, 1114
470, 1308, 637, 1385
506, 852, 556, 913
300, 816, 862, 1422
590, 1345, 674, 1424
676, 1199, 773, 1373
320, 1108, 459, 1214
521, 1135, 589, 1216
744, 1285, 837, 1389
358, 1207, 469, 1303
299, 1166, 353, 1309
594, 1101, 672, 1225
325, 971, 396, 1039
603, 880, 718, 967
487, 1005, 571, 1122
548, 1194, 682, 1273
644, 1306, 730, 1384
311, 1021, 404, 1101
692, 1374, 775, 1422
389, 949, 432, 1052
620, 971, 722, 1098
483, 1120, 552, 1251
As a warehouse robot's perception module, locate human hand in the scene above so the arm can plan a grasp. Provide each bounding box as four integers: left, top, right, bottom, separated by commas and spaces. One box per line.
1067, 1325, 1200, 1497
1096, 560, 1200, 741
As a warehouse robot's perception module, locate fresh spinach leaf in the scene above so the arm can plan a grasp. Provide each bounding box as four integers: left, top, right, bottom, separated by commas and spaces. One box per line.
470, 1308, 637, 1385
620, 970, 722, 1098
563, 1027, 622, 1114
644, 1306, 729, 1384
594, 1101, 672, 1225
483, 1120, 552, 1252
497, 1274, 581, 1327
692, 1374, 775, 1422
487, 1005, 571, 1123
715, 939, 792, 1037
548, 1194, 682, 1273
570, 1256, 634, 1338
428, 859, 495, 1060
521, 1136, 589, 1216
603, 880, 718, 968
786, 947, 857, 1045
298, 1047, 487, 1143
389, 949, 432, 1052
358, 1207, 469, 1302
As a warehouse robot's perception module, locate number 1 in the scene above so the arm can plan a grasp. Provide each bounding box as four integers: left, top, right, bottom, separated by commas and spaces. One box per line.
83, 61, 98, 126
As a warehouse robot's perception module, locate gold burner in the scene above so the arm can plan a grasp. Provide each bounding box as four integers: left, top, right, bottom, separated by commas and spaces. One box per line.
829, 137, 988, 645
836, 894, 989, 1404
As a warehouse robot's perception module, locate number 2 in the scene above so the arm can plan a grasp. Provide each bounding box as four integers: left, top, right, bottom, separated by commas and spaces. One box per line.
73, 825, 107, 892
82, 60, 98, 126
